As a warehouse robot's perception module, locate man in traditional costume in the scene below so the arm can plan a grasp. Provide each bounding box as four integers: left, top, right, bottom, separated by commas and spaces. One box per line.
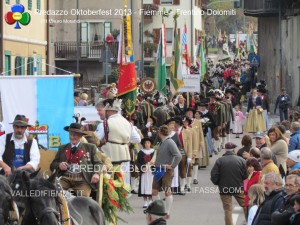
174, 117, 193, 194
50, 123, 102, 197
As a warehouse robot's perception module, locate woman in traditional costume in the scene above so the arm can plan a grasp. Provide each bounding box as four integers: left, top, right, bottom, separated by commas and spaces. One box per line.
244, 88, 266, 133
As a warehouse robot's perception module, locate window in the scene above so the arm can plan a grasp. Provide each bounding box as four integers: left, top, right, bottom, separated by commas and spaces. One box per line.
37, 0, 41, 12
161, 0, 172, 4
5, 0, 10, 4
4, 52, 11, 76
28, 0, 32, 10
15, 56, 25, 75
16, 0, 20, 4
81, 22, 104, 42
166, 28, 173, 44
27, 57, 34, 75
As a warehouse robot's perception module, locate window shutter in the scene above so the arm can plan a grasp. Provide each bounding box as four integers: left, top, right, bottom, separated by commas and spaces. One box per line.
173, 0, 180, 5
153, 0, 160, 5
15, 56, 22, 75
153, 28, 160, 44
37, 55, 42, 75
37, 0, 41, 12
28, 0, 32, 10
27, 57, 34, 75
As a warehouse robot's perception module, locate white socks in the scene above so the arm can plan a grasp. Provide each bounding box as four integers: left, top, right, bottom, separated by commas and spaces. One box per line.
180, 178, 186, 192
221, 137, 225, 147
186, 177, 192, 188
192, 165, 198, 180
131, 177, 138, 192
165, 195, 173, 215
226, 134, 230, 143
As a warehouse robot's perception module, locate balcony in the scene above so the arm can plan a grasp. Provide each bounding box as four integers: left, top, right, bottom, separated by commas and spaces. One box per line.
143, 4, 159, 23
54, 42, 118, 61
244, 0, 279, 17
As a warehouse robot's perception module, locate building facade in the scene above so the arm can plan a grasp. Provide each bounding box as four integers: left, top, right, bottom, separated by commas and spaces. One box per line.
1, 0, 47, 76
48, 0, 142, 82
143, 0, 202, 73
244, 0, 300, 107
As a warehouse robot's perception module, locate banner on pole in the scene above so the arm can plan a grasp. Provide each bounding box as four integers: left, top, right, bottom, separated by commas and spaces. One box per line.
178, 75, 201, 93
0, 75, 74, 150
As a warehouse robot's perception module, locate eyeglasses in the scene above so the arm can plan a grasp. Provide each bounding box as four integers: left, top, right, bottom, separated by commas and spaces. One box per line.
285, 184, 298, 188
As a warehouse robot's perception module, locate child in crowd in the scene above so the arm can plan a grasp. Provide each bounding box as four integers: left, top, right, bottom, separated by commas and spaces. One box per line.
247, 184, 265, 225
290, 194, 300, 225
233, 104, 246, 138
136, 137, 155, 208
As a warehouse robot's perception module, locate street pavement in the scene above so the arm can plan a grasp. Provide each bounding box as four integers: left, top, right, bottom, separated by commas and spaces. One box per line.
119, 136, 245, 225
118, 114, 281, 225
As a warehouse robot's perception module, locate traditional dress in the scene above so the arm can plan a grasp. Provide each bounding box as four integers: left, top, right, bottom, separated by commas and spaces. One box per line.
192, 119, 209, 167
244, 95, 266, 133
137, 148, 154, 197
233, 110, 245, 135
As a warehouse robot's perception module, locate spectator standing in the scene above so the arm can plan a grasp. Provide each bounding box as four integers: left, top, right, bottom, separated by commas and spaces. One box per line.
74, 92, 80, 106
271, 174, 300, 225
290, 194, 300, 225
78, 93, 88, 106
251, 172, 285, 225
274, 88, 291, 122
268, 126, 288, 175
236, 135, 252, 159
288, 122, 300, 152
260, 147, 280, 178
286, 150, 300, 171
244, 158, 262, 212
247, 184, 265, 225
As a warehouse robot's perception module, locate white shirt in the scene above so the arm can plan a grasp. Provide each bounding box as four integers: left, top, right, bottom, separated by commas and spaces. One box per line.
95, 114, 141, 144
0, 133, 40, 170
247, 205, 258, 225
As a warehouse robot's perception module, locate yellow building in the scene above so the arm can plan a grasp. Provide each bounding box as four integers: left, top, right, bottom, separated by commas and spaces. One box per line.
2, 0, 47, 75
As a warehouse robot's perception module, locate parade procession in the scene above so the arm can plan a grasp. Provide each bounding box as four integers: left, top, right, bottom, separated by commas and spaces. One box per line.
2, 0, 300, 225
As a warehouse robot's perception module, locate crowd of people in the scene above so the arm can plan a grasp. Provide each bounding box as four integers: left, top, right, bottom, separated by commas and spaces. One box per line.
1, 53, 299, 225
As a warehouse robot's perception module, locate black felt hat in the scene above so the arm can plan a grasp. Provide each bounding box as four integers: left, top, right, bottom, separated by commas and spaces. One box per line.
64, 123, 88, 135
10, 115, 31, 127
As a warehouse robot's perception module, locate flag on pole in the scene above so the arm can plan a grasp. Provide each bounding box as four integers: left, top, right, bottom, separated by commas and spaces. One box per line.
0, 75, 74, 150
196, 36, 207, 81
170, 16, 183, 96
117, 11, 137, 115
181, 23, 190, 75
157, 23, 167, 95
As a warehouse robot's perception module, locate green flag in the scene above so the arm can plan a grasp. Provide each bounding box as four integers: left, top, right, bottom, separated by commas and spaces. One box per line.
199, 39, 207, 81
157, 24, 167, 95
170, 14, 183, 96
